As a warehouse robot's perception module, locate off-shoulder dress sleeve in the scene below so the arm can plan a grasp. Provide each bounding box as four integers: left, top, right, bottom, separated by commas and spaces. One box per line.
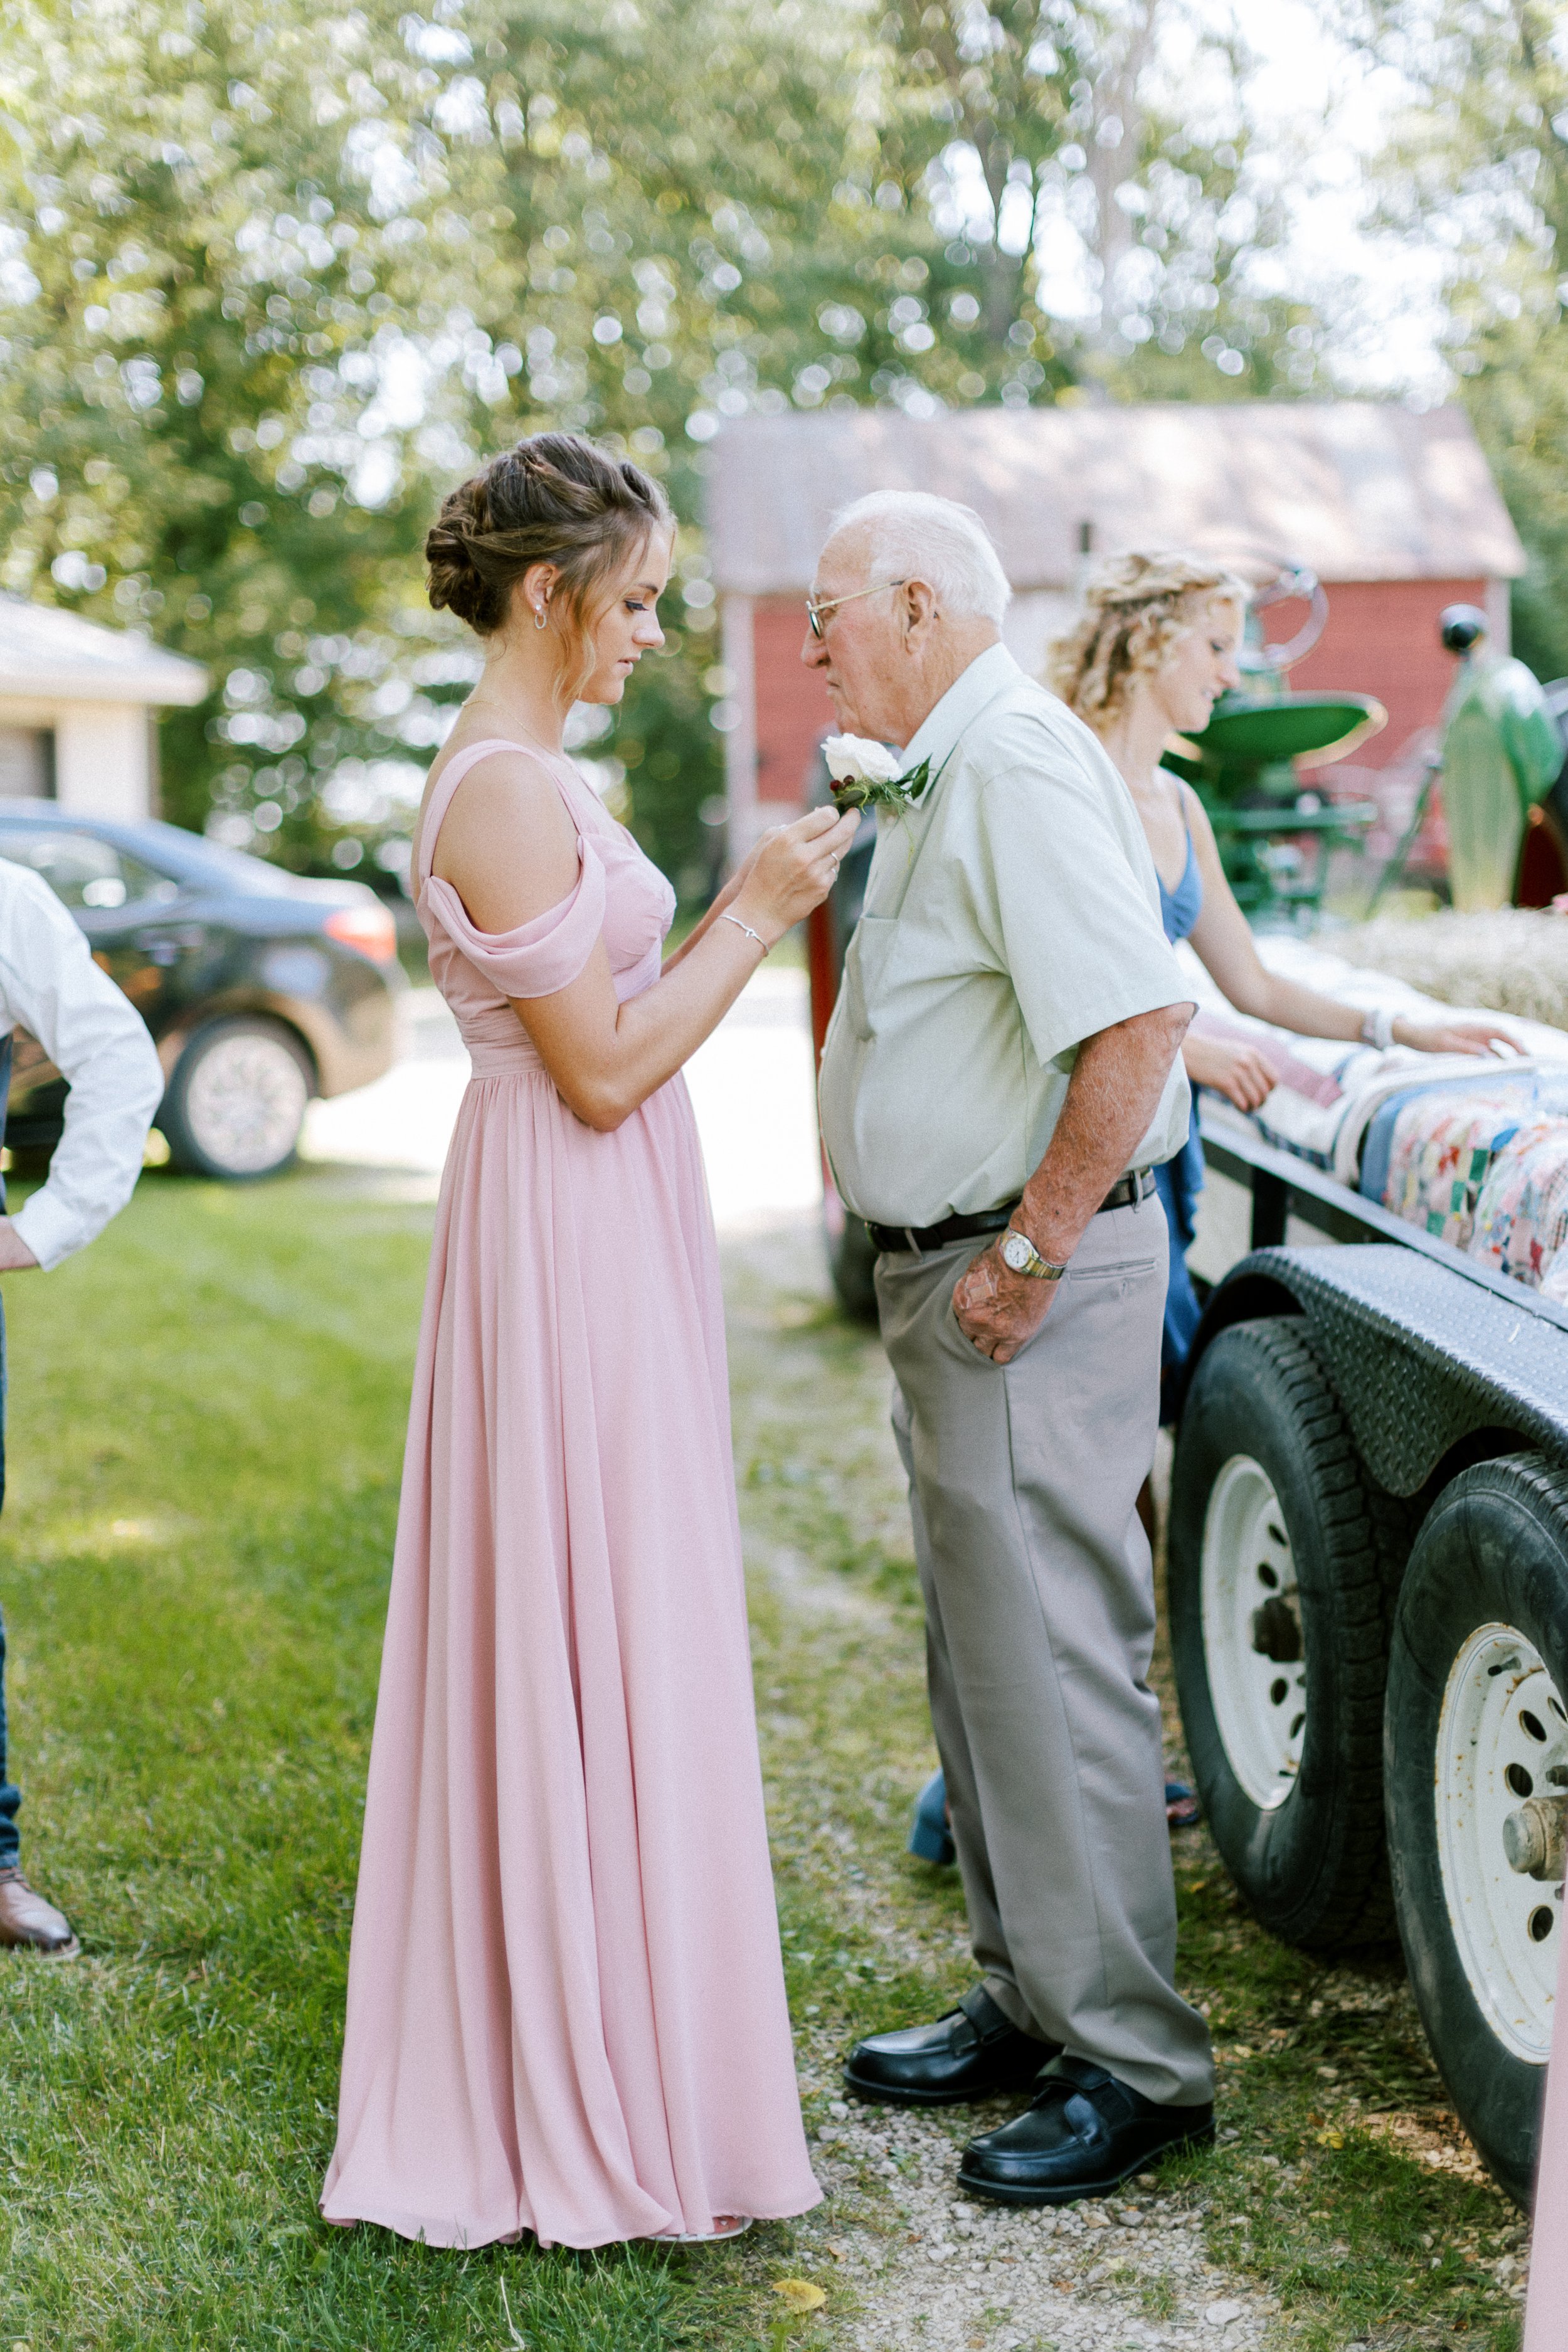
422, 834, 607, 998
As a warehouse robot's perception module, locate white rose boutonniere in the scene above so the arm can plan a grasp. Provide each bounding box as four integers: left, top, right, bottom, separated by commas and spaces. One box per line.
822, 733, 936, 815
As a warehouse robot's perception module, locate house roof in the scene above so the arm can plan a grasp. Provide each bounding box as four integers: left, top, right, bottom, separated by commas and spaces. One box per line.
0, 598, 208, 706
707, 400, 1525, 595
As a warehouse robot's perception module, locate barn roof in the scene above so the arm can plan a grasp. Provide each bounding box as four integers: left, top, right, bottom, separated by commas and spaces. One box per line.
706, 400, 1524, 595
0, 597, 208, 706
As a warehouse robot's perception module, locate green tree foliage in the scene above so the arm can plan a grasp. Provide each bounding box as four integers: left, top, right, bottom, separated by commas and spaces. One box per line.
861, 0, 1320, 404
0, 0, 464, 872
0, 0, 1316, 896
1344, 0, 1568, 682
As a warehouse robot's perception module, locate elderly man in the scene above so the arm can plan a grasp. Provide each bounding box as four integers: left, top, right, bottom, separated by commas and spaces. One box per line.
812, 491, 1214, 2204
0, 851, 164, 1956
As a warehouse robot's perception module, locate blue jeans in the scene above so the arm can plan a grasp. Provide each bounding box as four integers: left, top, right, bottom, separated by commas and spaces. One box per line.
0, 1294, 18, 1870
1153, 1135, 1205, 1428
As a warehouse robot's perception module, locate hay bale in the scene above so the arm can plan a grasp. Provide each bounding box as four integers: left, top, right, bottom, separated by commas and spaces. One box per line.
1333, 909, 1568, 1032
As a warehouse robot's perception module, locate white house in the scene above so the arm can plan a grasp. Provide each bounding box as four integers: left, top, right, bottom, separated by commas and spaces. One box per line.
0, 598, 208, 821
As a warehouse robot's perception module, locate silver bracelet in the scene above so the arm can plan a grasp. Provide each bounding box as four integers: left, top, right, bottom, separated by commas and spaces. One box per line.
719, 913, 769, 955
1360, 1008, 1397, 1053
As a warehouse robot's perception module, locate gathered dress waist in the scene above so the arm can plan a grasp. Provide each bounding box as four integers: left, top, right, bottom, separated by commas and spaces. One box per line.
456, 946, 665, 1082
462, 1011, 549, 1079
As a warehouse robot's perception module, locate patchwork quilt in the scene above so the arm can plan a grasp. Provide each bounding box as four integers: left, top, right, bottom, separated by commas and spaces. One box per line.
1372, 1076, 1568, 1252
1470, 1118, 1568, 1303
1179, 938, 1568, 1304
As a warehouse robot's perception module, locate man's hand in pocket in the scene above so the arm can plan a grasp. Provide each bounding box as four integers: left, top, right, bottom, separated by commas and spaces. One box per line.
951, 1242, 1057, 1365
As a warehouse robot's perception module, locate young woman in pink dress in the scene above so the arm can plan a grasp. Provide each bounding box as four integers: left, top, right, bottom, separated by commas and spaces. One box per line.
320, 432, 858, 2250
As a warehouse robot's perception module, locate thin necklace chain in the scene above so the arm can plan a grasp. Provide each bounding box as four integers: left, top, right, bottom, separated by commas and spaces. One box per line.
461, 692, 565, 761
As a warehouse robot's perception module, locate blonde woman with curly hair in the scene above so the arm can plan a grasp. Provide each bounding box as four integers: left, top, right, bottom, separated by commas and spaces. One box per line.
1047, 552, 1511, 1417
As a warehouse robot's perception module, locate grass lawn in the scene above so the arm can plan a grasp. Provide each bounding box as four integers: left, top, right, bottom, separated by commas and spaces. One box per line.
0, 1168, 744, 2351
0, 1171, 1532, 2349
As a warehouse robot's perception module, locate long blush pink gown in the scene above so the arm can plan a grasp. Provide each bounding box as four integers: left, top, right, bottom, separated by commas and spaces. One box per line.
321, 739, 819, 2249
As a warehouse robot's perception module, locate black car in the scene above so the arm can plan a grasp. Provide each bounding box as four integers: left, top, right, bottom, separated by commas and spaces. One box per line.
0, 808, 403, 1181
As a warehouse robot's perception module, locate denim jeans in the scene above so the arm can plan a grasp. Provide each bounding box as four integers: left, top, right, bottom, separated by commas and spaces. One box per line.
1153, 1146, 1204, 1429
0, 1291, 17, 1870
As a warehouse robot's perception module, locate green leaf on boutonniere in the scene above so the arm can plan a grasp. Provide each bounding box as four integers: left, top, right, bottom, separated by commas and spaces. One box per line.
829, 755, 935, 815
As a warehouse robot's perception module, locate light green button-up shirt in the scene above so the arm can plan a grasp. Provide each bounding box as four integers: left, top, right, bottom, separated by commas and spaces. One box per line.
817, 643, 1194, 1228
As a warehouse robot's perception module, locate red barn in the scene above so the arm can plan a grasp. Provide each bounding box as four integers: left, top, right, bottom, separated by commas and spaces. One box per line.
706, 401, 1525, 866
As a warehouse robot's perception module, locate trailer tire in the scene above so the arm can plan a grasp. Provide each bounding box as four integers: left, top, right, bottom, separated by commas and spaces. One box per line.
825, 1198, 880, 1325
1169, 1316, 1401, 1951
1385, 1455, 1568, 2208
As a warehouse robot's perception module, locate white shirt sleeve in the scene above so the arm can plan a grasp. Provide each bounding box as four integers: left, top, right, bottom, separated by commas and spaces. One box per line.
977, 738, 1194, 1067
0, 864, 166, 1269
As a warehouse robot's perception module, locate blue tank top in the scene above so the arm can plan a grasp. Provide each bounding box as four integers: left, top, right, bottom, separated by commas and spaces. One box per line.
1153, 797, 1205, 1258
1157, 825, 1202, 946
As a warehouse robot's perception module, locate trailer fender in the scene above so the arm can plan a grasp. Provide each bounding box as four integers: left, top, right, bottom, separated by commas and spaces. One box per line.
1185, 1245, 1568, 1498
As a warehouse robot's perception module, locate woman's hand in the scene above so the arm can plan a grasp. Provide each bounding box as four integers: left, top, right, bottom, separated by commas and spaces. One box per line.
731, 805, 861, 945
0, 1218, 38, 1271
1184, 1031, 1277, 1112
718, 825, 781, 901
1393, 1015, 1521, 1058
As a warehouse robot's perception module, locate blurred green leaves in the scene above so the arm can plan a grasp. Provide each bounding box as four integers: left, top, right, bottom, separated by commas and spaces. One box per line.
1345, 0, 1568, 684
0, 0, 453, 873
0, 0, 1323, 893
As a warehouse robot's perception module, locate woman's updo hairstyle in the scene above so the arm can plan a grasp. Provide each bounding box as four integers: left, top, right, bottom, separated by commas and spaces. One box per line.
425, 431, 671, 684
1046, 551, 1250, 734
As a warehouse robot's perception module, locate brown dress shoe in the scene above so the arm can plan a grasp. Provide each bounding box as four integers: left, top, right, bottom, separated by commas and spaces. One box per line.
0, 1867, 80, 1957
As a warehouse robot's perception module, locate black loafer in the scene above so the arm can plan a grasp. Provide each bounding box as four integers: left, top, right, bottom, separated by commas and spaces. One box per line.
957, 2054, 1214, 2204
844, 1986, 1047, 2108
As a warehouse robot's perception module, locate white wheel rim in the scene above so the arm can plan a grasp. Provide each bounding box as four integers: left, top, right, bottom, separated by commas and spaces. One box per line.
1200, 1454, 1306, 1811
184, 1032, 307, 1174
1436, 1622, 1567, 2063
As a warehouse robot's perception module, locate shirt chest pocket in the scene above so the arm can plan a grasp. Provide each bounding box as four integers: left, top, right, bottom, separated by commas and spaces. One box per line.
840, 913, 903, 1044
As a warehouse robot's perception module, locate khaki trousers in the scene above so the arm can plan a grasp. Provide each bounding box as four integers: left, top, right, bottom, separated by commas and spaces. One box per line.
874, 1189, 1214, 2109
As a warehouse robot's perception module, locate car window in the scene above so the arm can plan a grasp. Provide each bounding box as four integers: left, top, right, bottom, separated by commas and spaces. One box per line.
0, 829, 179, 912
181, 834, 313, 896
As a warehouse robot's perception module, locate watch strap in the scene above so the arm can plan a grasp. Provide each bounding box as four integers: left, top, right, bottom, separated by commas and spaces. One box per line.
1002, 1224, 1068, 1281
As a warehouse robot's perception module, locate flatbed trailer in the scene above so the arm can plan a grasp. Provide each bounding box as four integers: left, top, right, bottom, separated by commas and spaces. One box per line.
1176, 1109, 1568, 2205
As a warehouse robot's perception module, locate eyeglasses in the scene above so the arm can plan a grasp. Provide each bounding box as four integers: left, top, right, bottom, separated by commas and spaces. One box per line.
805, 578, 909, 640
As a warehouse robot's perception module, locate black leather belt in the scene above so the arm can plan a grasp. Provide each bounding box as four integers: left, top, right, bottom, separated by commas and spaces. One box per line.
866, 1167, 1155, 1257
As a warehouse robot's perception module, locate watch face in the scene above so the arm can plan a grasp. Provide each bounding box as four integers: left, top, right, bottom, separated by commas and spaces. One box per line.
1000, 1231, 1033, 1273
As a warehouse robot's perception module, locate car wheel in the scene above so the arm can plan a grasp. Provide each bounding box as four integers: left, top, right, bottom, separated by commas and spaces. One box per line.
1169, 1316, 1403, 1952
161, 1016, 313, 1182
1385, 1454, 1568, 2207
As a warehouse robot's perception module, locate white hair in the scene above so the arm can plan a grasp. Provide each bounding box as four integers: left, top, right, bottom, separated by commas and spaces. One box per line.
828, 490, 1012, 627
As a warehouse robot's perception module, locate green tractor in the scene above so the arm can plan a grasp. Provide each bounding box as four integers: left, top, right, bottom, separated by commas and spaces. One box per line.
1162, 564, 1385, 924
1167, 567, 1568, 920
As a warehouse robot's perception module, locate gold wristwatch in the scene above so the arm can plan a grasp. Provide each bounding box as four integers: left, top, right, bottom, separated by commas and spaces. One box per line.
999, 1225, 1068, 1281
